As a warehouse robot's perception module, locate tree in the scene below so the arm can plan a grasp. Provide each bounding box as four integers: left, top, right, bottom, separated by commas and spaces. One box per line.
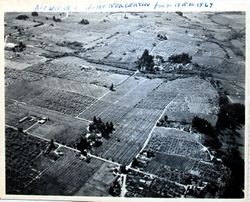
168, 52, 192, 64
109, 122, 114, 132
31, 12, 38, 16
106, 122, 111, 133
93, 116, 98, 124
119, 164, 128, 174
16, 15, 29, 20
164, 115, 168, 122
192, 116, 214, 137
222, 148, 244, 198
109, 83, 114, 91
131, 157, 139, 167
137, 49, 155, 72
79, 18, 89, 25
49, 139, 56, 150
18, 127, 23, 133
219, 93, 229, 106
52, 16, 61, 22
94, 140, 102, 147
77, 137, 90, 152
216, 103, 245, 130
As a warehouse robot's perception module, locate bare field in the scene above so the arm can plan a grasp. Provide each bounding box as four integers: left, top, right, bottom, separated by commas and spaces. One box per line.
6, 80, 45, 103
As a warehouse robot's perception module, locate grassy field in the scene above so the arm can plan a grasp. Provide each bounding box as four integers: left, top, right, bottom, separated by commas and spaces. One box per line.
6, 102, 89, 146
161, 77, 219, 124
26, 58, 129, 88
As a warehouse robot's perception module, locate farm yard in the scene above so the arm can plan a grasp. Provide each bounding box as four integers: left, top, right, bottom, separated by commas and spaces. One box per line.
4, 11, 245, 198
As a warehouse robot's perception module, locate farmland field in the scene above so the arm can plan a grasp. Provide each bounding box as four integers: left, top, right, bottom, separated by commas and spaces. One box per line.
92, 108, 163, 164
144, 127, 210, 161
4, 11, 245, 198
161, 77, 219, 124
29, 89, 96, 116
26, 58, 130, 88
7, 103, 89, 146
23, 147, 106, 195
5, 127, 48, 194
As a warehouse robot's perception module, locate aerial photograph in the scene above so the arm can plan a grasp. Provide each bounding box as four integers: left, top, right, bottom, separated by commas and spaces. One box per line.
4, 12, 245, 198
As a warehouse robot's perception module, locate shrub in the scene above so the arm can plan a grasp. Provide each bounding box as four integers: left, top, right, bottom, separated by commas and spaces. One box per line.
31, 12, 38, 16
168, 53, 192, 64
12, 42, 26, 52
79, 18, 89, 25
137, 49, 155, 72
16, 15, 29, 20
52, 16, 61, 22
176, 11, 183, 16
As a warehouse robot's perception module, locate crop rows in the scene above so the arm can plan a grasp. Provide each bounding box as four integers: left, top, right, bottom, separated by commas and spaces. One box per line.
29, 89, 96, 116
26, 60, 129, 87
144, 127, 208, 161
162, 77, 219, 121
135, 81, 178, 110
80, 77, 162, 122
146, 135, 209, 161
101, 76, 146, 103
93, 108, 162, 164
143, 153, 198, 174
149, 177, 186, 197
79, 101, 133, 123
78, 76, 147, 120
38, 76, 109, 99
5, 127, 48, 194
184, 160, 230, 182
5, 68, 44, 86
126, 169, 185, 197
24, 148, 104, 195
111, 78, 163, 108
